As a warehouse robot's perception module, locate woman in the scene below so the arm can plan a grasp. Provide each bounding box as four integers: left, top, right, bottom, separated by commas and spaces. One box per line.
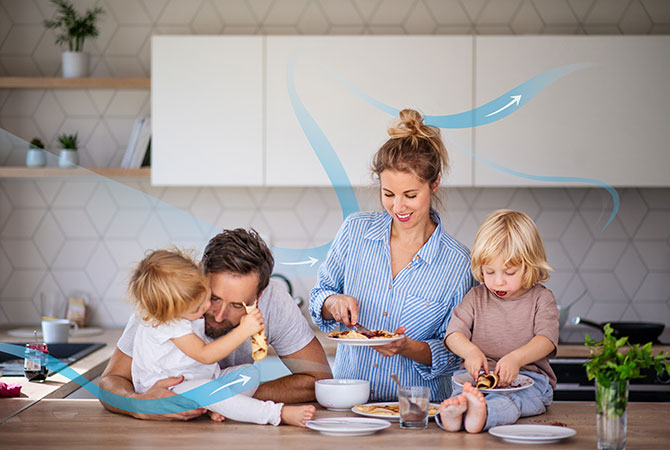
310, 109, 475, 402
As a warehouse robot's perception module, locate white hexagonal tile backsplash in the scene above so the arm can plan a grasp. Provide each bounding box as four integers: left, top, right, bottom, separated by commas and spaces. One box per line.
0, 0, 668, 327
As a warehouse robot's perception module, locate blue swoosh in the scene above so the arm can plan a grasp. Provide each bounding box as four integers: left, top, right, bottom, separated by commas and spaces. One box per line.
3, 343, 260, 415
271, 51, 361, 277
330, 63, 618, 229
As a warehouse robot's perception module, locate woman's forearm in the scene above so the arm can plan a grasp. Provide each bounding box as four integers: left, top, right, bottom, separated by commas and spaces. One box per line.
400, 339, 432, 365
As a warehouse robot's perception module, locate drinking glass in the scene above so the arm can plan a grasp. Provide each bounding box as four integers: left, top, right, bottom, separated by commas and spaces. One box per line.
398, 386, 430, 429
40, 291, 66, 321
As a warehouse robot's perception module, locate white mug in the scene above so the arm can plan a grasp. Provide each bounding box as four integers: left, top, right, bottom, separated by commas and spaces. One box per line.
42, 319, 79, 343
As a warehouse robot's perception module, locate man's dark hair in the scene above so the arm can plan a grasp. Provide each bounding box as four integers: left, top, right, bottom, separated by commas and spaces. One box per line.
201, 228, 274, 294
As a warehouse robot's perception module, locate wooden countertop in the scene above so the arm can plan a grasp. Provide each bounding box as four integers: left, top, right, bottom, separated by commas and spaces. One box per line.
2, 400, 668, 449
0, 328, 123, 400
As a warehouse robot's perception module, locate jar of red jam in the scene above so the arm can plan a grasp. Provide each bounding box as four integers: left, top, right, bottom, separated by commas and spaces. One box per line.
24, 342, 49, 381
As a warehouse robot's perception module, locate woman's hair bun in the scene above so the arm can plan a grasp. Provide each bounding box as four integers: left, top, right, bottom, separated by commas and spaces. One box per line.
387, 109, 424, 139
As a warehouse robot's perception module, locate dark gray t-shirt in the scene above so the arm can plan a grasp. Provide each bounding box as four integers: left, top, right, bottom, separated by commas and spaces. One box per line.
118, 280, 315, 368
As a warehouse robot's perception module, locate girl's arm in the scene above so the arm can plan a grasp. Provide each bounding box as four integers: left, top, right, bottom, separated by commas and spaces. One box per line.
445, 332, 489, 381
495, 335, 555, 386
171, 309, 264, 365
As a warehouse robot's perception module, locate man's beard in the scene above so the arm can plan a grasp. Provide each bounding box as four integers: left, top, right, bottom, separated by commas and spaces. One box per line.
204, 313, 235, 338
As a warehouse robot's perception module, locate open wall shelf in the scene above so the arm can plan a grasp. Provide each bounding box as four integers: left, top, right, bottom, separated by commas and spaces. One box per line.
0, 77, 150, 89
0, 167, 150, 178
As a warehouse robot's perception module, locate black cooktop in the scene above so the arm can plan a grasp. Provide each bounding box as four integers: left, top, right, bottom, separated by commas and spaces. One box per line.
0, 342, 106, 376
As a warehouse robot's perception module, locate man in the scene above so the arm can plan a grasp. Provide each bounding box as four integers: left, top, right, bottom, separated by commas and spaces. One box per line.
99, 228, 332, 420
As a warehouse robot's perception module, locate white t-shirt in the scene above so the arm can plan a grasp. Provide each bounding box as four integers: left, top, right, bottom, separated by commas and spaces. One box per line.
120, 280, 315, 377
131, 317, 221, 393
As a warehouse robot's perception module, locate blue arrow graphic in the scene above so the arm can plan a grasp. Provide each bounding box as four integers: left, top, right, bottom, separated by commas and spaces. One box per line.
270, 51, 360, 278
330, 62, 618, 229
1, 343, 260, 415
330, 63, 594, 128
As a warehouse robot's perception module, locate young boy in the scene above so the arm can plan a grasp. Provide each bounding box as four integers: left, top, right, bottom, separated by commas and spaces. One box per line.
438, 209, 559, 433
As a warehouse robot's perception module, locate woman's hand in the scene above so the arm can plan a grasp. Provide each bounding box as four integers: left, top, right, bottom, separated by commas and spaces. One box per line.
321, 294, 360, 327
372, 326, 408, 357
494, 354, 521, 387
463, 347, 489, 382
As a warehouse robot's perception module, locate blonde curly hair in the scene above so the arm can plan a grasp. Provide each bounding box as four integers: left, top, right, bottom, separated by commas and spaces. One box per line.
471, 209, 553, 289
128, 248, 208, 325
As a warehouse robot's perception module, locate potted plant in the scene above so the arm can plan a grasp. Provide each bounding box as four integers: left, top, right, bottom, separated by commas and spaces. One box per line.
57, 133, 79, 168
584, 324, 669, 450
26, 138, 47, 167
43, 0, 104, 78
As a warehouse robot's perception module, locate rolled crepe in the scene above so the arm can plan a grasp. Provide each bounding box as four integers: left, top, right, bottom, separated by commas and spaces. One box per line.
243, 300, 267, 362
476, 373, 499, 390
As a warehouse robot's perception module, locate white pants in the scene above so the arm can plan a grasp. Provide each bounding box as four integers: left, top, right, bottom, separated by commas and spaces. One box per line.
171, 365, 283, 426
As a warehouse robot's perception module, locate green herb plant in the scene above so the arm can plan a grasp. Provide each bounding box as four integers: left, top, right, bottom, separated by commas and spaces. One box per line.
58, 133, 79, 150
43, 0, 104, 52
584, 323, 670, 416
30, 138, 45, 149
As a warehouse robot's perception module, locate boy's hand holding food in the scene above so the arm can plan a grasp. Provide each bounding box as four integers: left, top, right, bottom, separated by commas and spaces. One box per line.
494, 353, 521, 387
464, 346, 489, 382
240, 308, 265, 337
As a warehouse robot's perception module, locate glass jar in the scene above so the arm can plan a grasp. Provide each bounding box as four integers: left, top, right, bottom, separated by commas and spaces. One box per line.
24, 343, 49, 382
596, 379, 629, 450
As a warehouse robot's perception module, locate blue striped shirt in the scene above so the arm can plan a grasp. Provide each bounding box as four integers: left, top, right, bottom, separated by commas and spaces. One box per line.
310, 210, 476, 402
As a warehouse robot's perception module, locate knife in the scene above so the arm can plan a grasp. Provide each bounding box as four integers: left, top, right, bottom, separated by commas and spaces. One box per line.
354, 323, 375, 338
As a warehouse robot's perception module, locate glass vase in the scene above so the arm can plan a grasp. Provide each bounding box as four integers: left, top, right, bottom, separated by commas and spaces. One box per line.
596, 379, 628, 450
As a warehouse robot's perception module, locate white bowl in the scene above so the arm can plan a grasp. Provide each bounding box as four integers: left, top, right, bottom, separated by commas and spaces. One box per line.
315, 379, 370, 411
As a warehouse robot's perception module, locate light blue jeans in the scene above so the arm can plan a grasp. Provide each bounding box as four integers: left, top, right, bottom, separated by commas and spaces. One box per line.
438, 369, 553, 431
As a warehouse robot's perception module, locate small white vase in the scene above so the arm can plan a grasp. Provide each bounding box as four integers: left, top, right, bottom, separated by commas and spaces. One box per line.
26, 148, 47, 167
62, 51, 89, 78
58, 149, 79, 168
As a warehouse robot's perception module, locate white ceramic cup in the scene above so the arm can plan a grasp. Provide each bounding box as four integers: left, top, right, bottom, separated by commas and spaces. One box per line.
42, 319, 79, 343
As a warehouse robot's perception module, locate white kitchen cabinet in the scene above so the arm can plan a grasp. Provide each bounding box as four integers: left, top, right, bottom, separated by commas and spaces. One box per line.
151, 36, 264, 186
474, 36, 670, 187
265, 36, 473, 187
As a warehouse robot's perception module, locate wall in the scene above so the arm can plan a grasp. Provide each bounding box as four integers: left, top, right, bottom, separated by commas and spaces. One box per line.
0, 0, 668, 340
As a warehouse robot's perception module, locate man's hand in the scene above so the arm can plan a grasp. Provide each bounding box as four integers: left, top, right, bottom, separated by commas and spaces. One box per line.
494, 353, 521, 387
131, 375, 207, 421
98, 348, 207, 421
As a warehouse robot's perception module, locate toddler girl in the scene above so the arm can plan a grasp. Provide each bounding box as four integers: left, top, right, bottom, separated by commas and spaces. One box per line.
439, 209, 559, 433
128, 248, 315, 426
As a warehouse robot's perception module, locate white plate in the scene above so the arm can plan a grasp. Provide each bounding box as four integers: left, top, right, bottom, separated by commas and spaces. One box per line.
351, 402, 440, 422
326, 335, 404, 346
305, 417, 391, 436
7, 327, 104, 338
453, 373, 534, 393
489, 424, 576, 444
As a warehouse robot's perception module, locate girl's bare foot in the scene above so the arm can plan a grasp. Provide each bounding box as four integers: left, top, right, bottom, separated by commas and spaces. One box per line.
461, 382, 487, 433
280, 404, 316, 427
208, 410, 226, 422
439, 395, 467, 432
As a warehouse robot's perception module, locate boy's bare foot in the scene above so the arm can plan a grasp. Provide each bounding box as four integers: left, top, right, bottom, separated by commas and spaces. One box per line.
281, 404, 316, 427
207, 411, 226, 422
439, 395, 467, 432
462, 382, 487, 433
